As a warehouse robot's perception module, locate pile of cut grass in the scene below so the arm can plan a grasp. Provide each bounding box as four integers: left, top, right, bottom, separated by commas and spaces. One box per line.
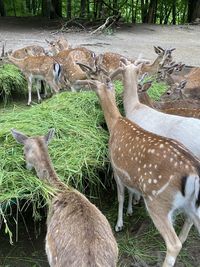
0, 87, 118, 241
0, 78, 166, 242
0, 64, 27, 103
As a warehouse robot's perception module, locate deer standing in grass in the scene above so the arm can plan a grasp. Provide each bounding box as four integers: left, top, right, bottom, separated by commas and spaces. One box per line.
111, 60, 200, 214
7, 55, 62, 105
75, 77, 200, 267
11, 128, 118, 267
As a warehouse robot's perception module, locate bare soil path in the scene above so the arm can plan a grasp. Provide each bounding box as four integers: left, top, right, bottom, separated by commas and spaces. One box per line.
0, 17, 200, 66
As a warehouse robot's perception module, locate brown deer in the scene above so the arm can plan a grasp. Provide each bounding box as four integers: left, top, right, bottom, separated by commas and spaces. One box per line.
97, 46, 175, 80
75, 76, 200, 267
140, 46, 175, 75
46, 36, 70, 55
7, 45, 46, 58
55, 47, 97, 91
7, 54, 62, 105
11, 128, 118, 267
160, 63, 200, 100
138, 82, 200, 119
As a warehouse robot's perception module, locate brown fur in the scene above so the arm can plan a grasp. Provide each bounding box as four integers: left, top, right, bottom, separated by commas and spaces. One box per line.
139, 90, 200, 119
10, 45, 45, 58
12, 130, 118, 267
77, 73, 200, 267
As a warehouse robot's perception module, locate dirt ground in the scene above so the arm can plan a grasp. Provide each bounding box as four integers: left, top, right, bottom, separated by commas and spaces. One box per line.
0, 16, 200, 66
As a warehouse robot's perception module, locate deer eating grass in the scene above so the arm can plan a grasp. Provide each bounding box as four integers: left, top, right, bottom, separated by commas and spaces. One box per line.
11, 129, 118, 267
75, 77, 200, 267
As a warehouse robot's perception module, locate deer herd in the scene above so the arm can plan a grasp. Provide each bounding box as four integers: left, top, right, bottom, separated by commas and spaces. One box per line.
1, 35, 199, 266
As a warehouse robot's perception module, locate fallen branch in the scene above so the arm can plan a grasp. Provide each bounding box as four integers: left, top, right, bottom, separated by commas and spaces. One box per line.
90, 15, 118, 34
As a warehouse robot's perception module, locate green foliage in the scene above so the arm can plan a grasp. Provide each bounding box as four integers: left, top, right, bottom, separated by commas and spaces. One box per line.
2, 0, 191, 25
0, 64, 26, 104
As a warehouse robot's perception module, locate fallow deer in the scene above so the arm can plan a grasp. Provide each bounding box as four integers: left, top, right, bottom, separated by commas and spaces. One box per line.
97, 46, 175, 80
75, 77, 200, 267
11, 128, 118, 267
7, 55, 62, 105
140, 46, 175, 75
110, 60, 200, 219
55, 47, 97, 91
8, 45, 46, 58
138, 82, 200, 119
46, 36, 70, 55
160, 63, 200, 99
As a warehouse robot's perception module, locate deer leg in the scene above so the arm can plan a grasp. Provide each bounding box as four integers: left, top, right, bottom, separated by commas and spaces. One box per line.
114, 173, 125, 232
179, 217, 193, 244
36, 80, 42, 103
127, 190, 133, 215
188, 210, 200, 235
145, 201, 182, 267
47, 79, 60, 94
27, 78, 32, 106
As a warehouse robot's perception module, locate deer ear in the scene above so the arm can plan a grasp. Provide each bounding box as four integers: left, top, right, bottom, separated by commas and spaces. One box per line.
44, 129, 55, 144
11, 129, 28, 144
154, 46, 162, 55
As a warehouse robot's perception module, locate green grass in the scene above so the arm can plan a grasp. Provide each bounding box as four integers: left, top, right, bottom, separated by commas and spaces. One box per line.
0, 78, 199, 266
0, 64, 27, 104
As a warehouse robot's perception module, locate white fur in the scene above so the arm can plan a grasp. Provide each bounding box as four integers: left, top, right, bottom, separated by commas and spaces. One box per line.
127, 104, 200, 159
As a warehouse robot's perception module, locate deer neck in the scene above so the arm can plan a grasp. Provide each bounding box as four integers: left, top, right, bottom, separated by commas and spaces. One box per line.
142, 56, 160, 74
98, 92, 122, 133
123, 69, 140, 116
35, 151, 66, 191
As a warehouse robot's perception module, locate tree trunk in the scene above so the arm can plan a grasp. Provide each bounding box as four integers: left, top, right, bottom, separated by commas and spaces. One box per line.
172, 0, 176, 24
188, 0, 200, 22
42, 0, 51, 18
113, 0, 118, 15
147, 0, 157, 23
80, 0, 86, 18
51, 0, 62, 18
0, 0, 6, 16
66, 0, 71, 19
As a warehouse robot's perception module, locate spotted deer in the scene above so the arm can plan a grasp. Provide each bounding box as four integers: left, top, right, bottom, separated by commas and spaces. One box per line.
55, 47, 97, 91
7, 54, 62, 105
138, 82, 200, 119
7, 45, 46, 58
46, 36, 70, 55
140, 46, 175, 75
160, 64, 200, 99
11, 129, 118, 267
75, 77, 200, 267
111, 60, 200, 214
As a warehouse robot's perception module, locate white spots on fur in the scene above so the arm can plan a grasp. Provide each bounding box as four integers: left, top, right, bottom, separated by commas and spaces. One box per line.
143, 164, 146, 169
158, 175, 162, 179
152, 190, 157, 196
148, 179, 152, 184
143, 183, 146, 191
170, 158, 173, 162
118, 147, 121, 151
154, 164, 158, 169
159, 144, 164, 148
153, 179, 157, 184
174, 162, 178, 167
149, 163, 152, 168
138, 167, 141, 172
